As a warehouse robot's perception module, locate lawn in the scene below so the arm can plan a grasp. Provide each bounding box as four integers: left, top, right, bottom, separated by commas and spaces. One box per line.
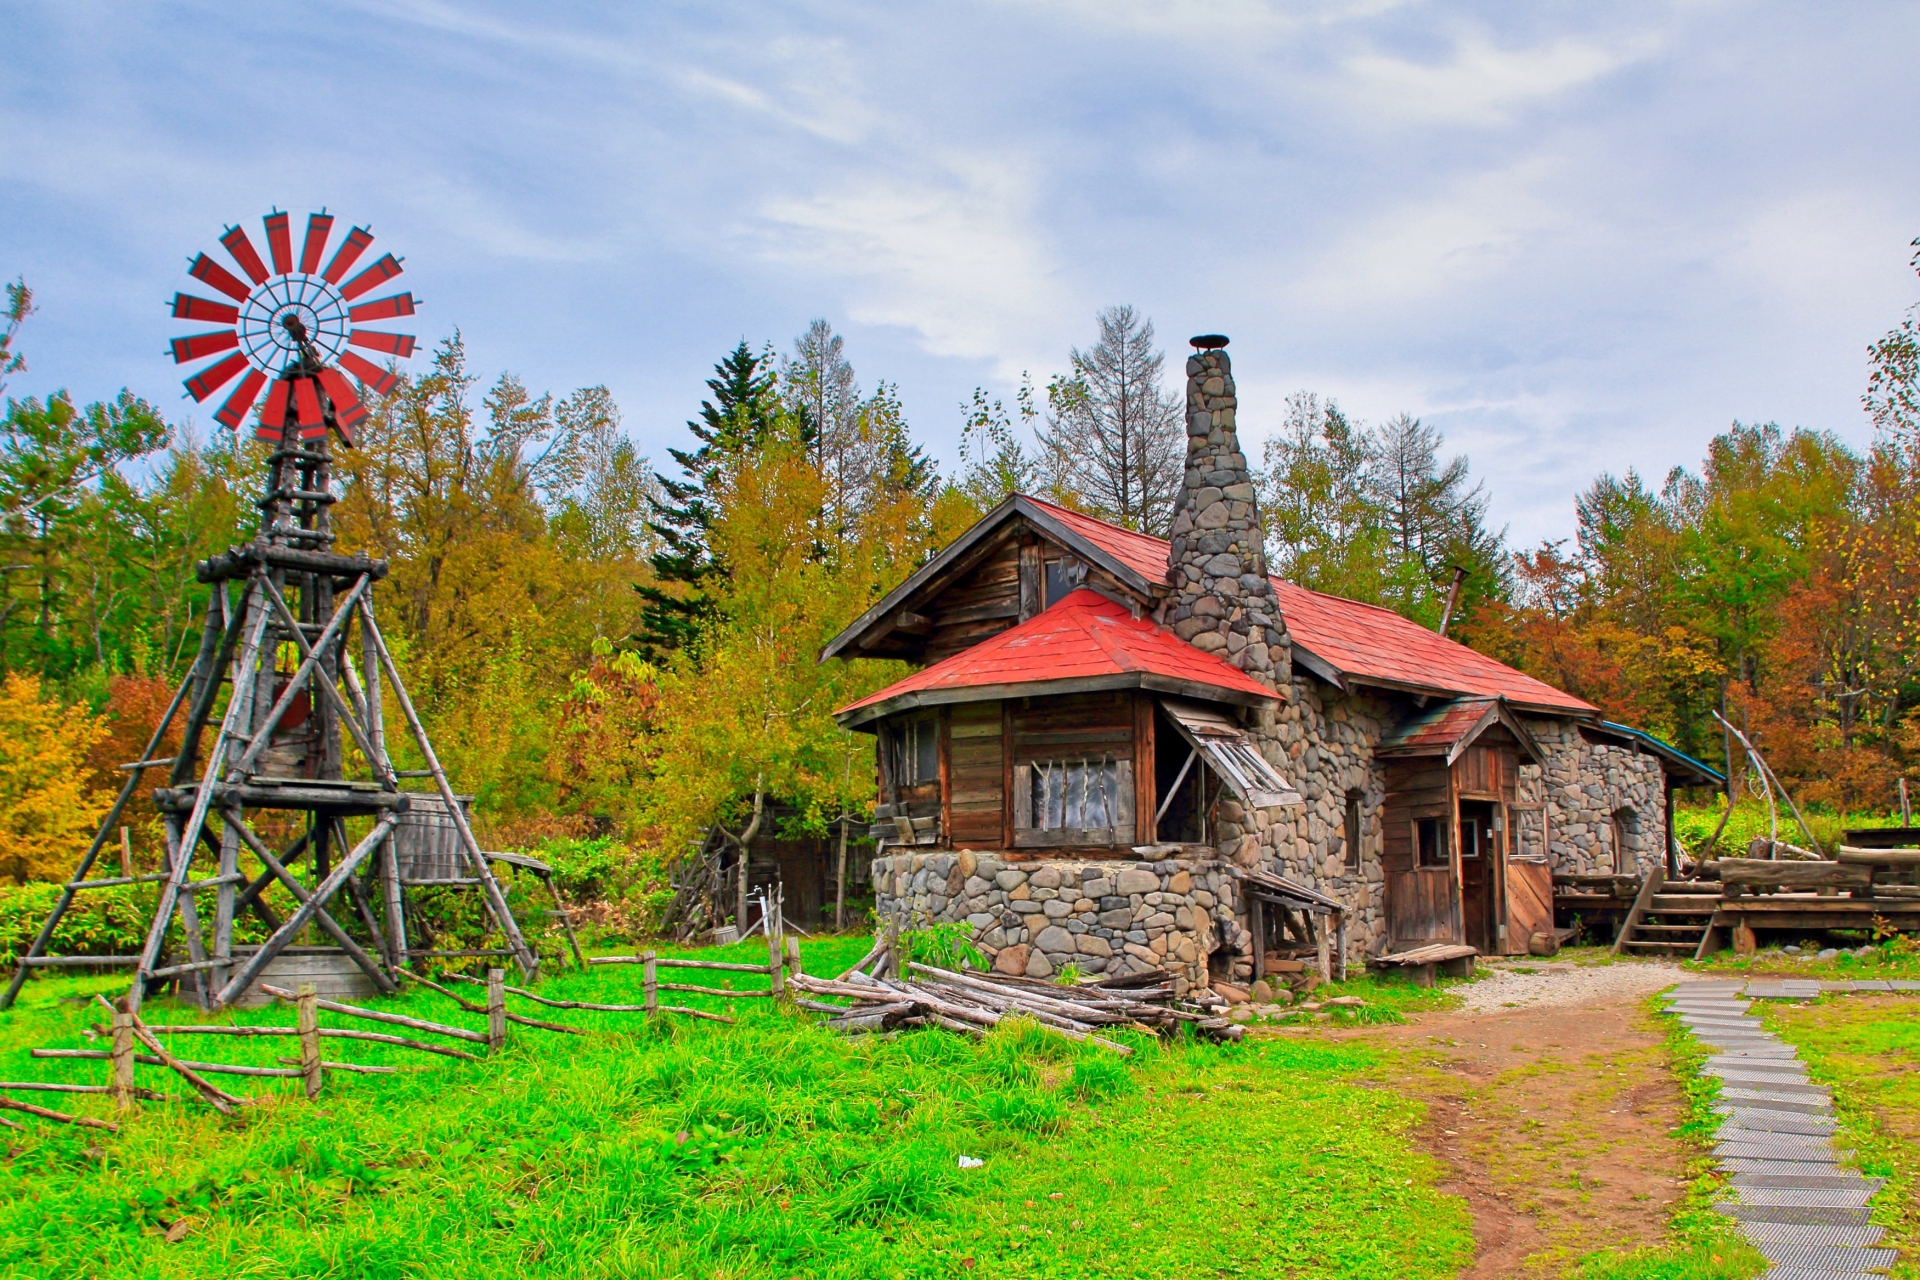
1763, 993, 1920, 1280
0, 935, 1473, 1280
1686, 934, 1920, 981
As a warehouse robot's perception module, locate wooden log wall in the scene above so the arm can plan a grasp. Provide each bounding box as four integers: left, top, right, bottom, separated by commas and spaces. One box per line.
948, 702, 1004, 849
924, 542, 1024, 664
1381, 758, 1450, 874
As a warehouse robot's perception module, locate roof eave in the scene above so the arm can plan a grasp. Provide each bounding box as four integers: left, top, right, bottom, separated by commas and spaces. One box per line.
1342, 672, 1593, 718
835, 670, 1276, 731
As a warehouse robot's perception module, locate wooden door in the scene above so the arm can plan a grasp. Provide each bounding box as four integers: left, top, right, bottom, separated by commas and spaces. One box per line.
1383, 759, 1463, 948
1459, 801, 1498, 952
1505, 801, 1552, 953
1505, 859, 1553, 952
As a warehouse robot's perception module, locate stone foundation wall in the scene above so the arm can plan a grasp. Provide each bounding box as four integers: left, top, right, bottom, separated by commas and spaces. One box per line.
1524, 718, 1668, 876
872, 849, 1242, 990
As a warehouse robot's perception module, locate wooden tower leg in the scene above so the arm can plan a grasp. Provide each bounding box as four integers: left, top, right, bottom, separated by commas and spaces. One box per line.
134, 581, 272, 1011
362, 603, 538, 980
381, 835, 410, 970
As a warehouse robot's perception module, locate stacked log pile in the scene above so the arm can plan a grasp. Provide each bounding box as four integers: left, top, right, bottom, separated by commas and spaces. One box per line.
789, 962, 1243, 1052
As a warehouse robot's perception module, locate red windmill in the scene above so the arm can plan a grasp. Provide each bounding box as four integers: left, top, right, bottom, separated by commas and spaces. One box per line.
169, 209, 420, 442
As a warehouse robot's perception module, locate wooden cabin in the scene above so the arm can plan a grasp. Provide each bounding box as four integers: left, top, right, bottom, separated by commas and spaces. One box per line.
838, 587, 1299, 860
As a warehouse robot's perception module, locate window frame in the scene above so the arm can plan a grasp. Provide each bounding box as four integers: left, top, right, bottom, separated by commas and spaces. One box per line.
1343, 790, 1364, 869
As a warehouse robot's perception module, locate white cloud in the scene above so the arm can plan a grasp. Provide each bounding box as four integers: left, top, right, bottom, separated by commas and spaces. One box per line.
1341, 34, 1653, 127
1288, 156, 1585, 308
748, 154, 1070, 377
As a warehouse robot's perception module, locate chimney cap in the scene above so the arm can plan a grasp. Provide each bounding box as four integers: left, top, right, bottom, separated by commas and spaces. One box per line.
1189, 334, 1229, 350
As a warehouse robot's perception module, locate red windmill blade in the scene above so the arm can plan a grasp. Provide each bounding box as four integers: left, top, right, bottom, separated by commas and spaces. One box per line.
170, 208, 419, 437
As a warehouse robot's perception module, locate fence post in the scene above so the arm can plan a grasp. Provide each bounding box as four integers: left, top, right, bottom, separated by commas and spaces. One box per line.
785, 934, 803, 978
109, 1000, 137, 1112
885, 913, 901, 980
642, 951, 658, 1016
296, 983, 323, 1101
486, 968, 507, 1051
767, 890, 785, 998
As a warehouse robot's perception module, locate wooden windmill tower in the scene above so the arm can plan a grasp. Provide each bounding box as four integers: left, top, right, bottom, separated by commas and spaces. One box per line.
0, 210, 538, 1013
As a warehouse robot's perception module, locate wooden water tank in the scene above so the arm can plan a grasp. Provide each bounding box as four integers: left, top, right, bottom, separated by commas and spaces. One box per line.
391, 792, 476, 883
180, 946, 381, 1009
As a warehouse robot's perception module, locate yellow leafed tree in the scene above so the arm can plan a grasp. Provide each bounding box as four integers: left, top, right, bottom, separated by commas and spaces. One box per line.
0, 672, 111, 884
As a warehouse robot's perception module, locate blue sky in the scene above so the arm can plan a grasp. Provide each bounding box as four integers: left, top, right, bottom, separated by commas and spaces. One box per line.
4, 1, 1917, 546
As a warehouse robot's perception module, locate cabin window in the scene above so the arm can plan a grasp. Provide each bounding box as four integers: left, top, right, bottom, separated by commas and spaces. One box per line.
1044, 556, 1088, 606
887, 716, 940, 789
1415, 816, 1448, 869
1017, 757, 1133, 832
1609, 806, 1639, 875
1344, 790, 1363, 869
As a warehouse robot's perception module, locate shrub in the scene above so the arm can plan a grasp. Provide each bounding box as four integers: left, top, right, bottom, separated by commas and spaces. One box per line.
898, 921, 984, 972
975, 1087, 1067, 1134
1069, 1054, 1137, 1101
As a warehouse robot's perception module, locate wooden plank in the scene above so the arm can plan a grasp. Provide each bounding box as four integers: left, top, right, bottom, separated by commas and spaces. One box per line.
1134, 693, 1155, 846
939, 709, 952, 848
934, 599, 1021, 626
1835, 846, 1920, 868
1002, 704, 1015, 848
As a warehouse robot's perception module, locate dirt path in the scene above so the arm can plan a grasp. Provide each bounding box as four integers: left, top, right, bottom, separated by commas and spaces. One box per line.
1326, 961, 1694, 1278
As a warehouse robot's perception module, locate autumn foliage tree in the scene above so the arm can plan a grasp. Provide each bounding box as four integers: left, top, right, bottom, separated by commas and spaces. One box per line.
0, 672, 110, 884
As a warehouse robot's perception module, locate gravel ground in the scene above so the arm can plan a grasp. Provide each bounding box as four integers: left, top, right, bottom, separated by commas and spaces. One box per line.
1456, 957, 1686, 1013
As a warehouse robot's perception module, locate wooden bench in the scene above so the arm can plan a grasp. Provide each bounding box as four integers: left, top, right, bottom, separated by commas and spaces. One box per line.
1369, 942, 1477, 988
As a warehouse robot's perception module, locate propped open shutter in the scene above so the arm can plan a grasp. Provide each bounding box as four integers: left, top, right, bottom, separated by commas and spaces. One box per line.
1160, 699, 1303, 809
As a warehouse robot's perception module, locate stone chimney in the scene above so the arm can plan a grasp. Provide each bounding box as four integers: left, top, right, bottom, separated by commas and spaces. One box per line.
1164, 336, 1290, 689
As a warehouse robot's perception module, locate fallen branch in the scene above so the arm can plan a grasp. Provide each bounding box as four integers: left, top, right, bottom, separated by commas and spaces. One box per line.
0, 1080, 172, 1102
0, 1096, 118, 1132
113, 1022, 478, 1062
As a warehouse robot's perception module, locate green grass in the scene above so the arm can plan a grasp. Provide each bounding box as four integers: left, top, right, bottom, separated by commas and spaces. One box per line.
1763, 994, 1920, 1279
1673, 800, 1910, 860
0, 935, 1473, 1279
1687, 934, 1920, 980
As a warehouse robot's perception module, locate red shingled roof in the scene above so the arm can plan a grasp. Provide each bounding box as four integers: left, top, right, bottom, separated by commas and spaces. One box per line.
836, 588, 1275, 723
1377, 698, 1500, 756
1023, 497, 1595, 715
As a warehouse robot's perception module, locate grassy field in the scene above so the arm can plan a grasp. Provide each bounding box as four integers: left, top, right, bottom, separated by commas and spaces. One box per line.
0, 936, 1474, 1280
1686, 934, 1920, 981
1764, 994, 1920, 1280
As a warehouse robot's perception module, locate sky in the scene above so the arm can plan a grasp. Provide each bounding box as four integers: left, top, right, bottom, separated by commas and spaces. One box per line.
3, 0, 1917, 548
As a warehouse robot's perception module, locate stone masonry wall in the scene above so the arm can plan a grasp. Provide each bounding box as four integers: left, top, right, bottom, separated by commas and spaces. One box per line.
872, 848, 1241, 992
1523, 718, 1668, 876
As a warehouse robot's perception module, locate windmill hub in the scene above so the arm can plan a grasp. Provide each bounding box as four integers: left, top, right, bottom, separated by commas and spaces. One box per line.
243, 272, 350, 371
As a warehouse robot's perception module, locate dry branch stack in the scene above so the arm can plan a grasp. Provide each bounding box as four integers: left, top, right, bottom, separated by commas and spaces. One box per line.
791, 957, 1241, 1049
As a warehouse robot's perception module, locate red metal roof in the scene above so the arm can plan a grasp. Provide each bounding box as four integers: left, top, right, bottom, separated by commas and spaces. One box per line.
1020, 497, 1595, 715
836, 588, 1276, 722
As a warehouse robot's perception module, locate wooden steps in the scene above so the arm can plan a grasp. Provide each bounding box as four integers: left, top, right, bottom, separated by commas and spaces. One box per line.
1611, 871, 1722, 957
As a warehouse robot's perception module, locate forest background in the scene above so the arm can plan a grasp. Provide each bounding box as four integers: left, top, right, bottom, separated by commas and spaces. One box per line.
2, 239, 1917, 934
